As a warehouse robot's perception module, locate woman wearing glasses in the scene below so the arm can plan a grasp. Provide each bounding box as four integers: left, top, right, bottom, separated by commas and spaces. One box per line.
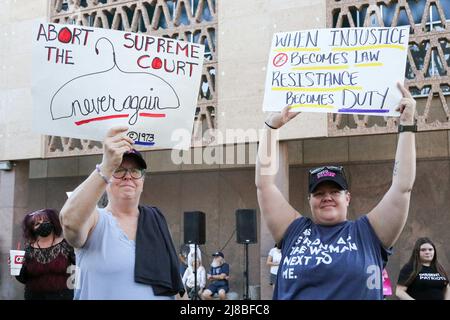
60, 126, 183, 299
256, 83, 417, 299
396, 237, 449, 300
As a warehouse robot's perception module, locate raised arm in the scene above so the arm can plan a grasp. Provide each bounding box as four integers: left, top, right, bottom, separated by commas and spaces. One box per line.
60, 126, 133, 248
256, 107, 301, 243
367, 83, 416, 248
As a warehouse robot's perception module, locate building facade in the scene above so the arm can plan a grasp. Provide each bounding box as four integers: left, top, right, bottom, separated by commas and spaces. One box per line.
1, 0, 449, 300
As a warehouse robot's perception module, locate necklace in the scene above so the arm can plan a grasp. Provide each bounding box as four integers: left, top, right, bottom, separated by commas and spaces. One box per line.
34, 236, 57, 264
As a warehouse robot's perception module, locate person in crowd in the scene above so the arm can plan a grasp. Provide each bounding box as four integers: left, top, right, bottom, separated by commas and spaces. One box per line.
60, 126, 184, 300
179, 244, 190, 277
182, 257, 206, 300
201, 251, 230, 300
382, 268, 393, 299
267, 244, 282, 286
256, 83, 417, 299
187, 244, 203, 266
396, 237, 449, 300
13, 208, 75, 300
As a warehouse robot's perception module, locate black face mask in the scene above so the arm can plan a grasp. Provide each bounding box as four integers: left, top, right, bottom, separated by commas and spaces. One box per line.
35, 221, 54, 237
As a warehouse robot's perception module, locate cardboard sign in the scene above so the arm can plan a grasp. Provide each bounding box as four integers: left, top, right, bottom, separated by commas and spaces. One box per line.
263, 27, 410, 116
32, 22, 205, 149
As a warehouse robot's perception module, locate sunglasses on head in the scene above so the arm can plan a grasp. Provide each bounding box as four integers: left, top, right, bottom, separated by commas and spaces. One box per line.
28, 209, 46, 216
309, 166, 348, 183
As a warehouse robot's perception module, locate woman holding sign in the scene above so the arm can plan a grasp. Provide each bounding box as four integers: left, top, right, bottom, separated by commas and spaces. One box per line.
256, 83, 416, 299
60, 127, 184, 300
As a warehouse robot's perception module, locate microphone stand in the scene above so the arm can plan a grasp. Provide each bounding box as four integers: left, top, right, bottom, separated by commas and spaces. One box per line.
243, 241, 251, 300
191, 243, 199, 300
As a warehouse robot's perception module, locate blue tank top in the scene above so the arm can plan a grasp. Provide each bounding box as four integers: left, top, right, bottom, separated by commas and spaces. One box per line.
274, 215, 390, 300
74, 208, 174, 300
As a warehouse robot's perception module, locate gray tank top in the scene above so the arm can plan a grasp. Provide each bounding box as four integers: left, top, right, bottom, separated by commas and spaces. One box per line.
74, 208, 174, 300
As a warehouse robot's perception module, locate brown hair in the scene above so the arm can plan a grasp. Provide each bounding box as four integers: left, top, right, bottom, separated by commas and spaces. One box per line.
404, 237, 449, 286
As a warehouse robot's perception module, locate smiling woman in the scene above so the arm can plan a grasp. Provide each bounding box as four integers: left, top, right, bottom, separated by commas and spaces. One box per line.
256, 83, 417, 300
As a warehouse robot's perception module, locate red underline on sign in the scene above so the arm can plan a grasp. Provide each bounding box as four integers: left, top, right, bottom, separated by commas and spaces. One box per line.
75, 114, 129, 126
139, 113, 166, 118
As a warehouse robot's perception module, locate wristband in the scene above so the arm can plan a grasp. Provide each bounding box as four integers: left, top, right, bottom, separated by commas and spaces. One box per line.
398, 122, 417, 133
95, 164, 110, 184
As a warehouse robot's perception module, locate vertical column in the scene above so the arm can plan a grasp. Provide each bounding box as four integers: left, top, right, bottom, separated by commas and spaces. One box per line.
259, 142, 289, 300
0, 161, 29, 300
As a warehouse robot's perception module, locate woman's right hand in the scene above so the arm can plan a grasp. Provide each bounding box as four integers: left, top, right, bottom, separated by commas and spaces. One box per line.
265, 105, 300, 129
99, 126, 135, 175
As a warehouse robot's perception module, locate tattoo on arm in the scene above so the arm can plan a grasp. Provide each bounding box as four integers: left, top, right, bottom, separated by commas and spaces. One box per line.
393, 161, 399, 176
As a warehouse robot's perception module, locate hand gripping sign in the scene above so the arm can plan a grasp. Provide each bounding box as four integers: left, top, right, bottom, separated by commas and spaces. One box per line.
32, 22, 205, 149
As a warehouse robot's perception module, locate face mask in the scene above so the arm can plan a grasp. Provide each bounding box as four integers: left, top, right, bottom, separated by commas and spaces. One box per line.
35, 221, 53, 237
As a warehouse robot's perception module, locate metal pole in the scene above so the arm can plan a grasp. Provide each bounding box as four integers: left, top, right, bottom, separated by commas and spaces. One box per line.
193, 243, 198, 300
244, 242, 250, 300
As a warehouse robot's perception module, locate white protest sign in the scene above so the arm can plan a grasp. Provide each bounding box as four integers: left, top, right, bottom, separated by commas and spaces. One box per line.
263, 26, 410, 116
32, 22, 205, 149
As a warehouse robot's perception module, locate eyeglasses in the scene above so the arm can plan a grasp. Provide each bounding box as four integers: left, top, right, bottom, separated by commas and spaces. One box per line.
309, 166, 344, 175
112, 167, 145, 179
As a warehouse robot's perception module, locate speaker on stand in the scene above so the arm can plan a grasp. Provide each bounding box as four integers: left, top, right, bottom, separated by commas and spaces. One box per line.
235, 209, 257, 300
184, 211, 206, 300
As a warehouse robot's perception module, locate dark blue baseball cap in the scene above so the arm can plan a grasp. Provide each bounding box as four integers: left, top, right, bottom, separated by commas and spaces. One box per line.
308, 166, 348, 193
212, 251, 224, 258
123, 149, 147, 170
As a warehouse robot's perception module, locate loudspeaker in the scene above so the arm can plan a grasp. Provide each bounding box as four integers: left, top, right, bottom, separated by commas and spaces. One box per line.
184, 211, 206, 245
236, 209, 257, 244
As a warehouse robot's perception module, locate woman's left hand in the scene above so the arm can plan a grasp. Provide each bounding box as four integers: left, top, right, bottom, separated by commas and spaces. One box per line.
396, 82, 416, 125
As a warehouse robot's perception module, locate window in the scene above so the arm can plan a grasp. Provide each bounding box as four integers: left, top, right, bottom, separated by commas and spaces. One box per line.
334, 1, 450, 97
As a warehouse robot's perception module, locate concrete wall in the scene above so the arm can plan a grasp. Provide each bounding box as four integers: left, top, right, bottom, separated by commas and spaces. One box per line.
217, 0, 328, 144
0, 0, 47, 161
0, 161, 29, 299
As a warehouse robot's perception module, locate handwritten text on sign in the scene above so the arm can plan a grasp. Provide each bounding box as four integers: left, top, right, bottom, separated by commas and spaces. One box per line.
32, 22, 205, 149
263, 27, 410, 116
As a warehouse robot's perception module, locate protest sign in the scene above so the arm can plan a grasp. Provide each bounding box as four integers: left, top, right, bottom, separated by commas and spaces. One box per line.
263, 26, 410, 116
32, 22, 204, 149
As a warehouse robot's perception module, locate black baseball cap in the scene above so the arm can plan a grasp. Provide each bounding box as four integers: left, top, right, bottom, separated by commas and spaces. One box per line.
123, 149, 147, 170
308, 166, 348, 193
212, 251, 224, 258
